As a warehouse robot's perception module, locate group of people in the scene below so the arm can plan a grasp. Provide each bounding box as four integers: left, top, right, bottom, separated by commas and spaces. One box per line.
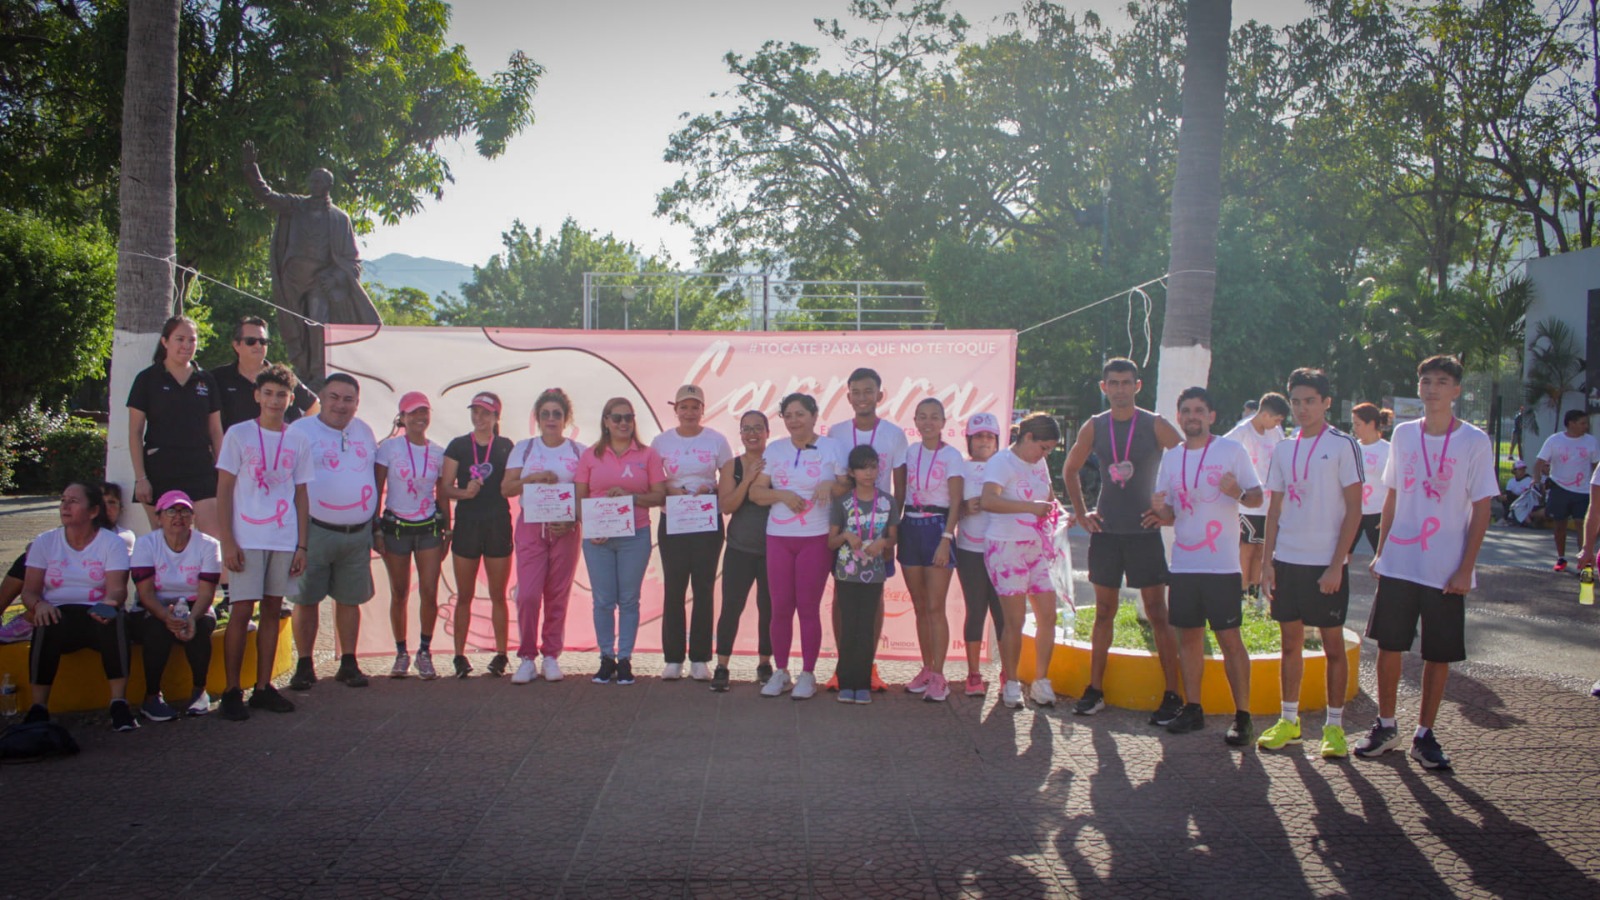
3, 316, 1505, 770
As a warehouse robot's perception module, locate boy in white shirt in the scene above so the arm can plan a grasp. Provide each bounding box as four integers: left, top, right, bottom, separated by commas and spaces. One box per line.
1534, 409, 1599, 571
214, 364, 315, 721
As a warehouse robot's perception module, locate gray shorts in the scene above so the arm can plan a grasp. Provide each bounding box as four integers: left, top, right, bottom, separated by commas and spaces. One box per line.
381, 530, 443, 557
231, 549, 298, 602
293, 525, 374, 606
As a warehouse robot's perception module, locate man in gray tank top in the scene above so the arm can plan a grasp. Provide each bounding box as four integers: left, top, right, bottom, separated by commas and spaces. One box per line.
1062, 358, 1184, 721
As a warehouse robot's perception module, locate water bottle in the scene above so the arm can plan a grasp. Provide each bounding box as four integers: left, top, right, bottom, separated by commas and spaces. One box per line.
1581, 568, 1595, 606
172, 598, 191, 621
0, 672, 17, 718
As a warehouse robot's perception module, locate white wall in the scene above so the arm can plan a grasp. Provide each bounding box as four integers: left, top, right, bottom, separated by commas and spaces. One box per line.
1523, 246, 1600, 437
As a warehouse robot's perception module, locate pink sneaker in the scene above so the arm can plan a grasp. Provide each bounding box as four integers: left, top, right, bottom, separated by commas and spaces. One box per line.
964, 672, 986, 696
0, 616, 33, 643
923, 673, 950, 702
906, 668, 933, 694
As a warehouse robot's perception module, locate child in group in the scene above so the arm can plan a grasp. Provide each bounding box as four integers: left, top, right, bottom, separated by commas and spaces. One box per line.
828, 445, 901, 705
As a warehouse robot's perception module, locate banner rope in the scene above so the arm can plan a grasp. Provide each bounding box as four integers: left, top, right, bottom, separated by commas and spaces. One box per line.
125, 250, 323, 326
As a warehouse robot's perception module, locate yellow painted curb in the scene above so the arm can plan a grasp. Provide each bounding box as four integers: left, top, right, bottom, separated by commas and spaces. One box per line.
1018, 626, 1360, 716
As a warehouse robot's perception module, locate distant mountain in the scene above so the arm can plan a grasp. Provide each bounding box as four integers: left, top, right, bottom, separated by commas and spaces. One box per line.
362, 253, 474, 299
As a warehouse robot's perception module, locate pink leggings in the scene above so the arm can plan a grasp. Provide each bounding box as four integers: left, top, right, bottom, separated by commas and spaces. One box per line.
513, 521, 581, 659
766, 533, 833, 673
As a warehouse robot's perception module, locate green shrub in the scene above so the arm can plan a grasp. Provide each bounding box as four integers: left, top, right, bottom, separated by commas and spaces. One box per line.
42, 421, 106, 490
0, 401, 71, 493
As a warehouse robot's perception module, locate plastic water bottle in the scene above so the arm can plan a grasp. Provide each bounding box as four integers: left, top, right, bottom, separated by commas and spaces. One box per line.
0, 672, 17, 718
1581, 568, 1595, 606
172, 598, 191, 621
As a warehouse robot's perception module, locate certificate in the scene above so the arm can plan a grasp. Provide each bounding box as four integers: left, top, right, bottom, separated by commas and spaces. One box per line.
581, 496, 636, 538
522, 483, 576, 523
665, 494, 719, 535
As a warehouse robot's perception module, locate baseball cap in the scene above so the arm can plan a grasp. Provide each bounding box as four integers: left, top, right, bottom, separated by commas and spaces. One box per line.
468, 392, 502, 414
673, 384, 706, 405
155, 490, 194, 513
1511, 458, 1527, 469
398, 391, 430, 414
965, 412, 1001, 437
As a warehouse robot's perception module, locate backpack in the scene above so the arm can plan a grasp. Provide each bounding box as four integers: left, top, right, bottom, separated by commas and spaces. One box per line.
0, 721, 80, 763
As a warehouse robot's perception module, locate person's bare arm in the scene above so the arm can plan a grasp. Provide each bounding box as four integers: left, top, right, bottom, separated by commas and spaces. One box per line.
1152, 415, 1182, 451
1260, 491, 1284, 600
1322, 482, 1364, 593
216, 469, 243, 572
1446, 498, 1493, 595
128, 409, 152, 505
1062, 421, 1099, 530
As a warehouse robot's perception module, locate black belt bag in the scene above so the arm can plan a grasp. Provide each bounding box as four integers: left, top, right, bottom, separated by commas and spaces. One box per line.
905, 505, 950, 516
312, 517, 373, 535
380, 512, 440, 537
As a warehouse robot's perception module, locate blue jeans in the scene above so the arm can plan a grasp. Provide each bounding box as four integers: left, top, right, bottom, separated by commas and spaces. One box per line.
583, 525, 652, 659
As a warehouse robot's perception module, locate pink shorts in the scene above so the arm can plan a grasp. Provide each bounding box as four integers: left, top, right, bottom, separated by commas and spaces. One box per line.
984, 538, 1053, 597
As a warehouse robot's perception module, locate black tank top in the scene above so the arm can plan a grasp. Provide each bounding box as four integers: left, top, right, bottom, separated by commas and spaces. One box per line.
1091, 408, 1162, 533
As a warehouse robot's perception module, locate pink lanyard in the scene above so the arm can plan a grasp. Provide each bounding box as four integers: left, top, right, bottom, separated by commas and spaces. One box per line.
854, 421, 879, 451
406, 440, 430, 487
256, 422, 284, 485
471, 436, 490, 473
1109, 412, 1137, 467
914, 442, 942, 496
1183, 437, 1213, 489
1420, 418, 1456, 480
1292, 426, 1326, 483
850, 492, 878, 542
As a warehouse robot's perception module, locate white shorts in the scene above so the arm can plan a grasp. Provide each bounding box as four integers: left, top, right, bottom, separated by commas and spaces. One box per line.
230, 549, 298, 602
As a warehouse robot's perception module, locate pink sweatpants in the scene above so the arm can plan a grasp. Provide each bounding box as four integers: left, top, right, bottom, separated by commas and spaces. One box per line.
766, 534, 833, 673
514, 521, 580, 659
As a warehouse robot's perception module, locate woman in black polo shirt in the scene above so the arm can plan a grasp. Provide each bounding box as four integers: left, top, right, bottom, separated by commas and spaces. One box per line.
127, 316, 224, 537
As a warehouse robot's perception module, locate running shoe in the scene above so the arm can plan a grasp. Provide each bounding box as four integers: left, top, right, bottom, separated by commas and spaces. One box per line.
964, 673, 986, 696
1149, 691, 1184, 726
837, 688, 855, 704
543, 657, 563, 682
662, 662, 684, 681
390, 652, 411, 678
1256, 718, 1302, 750
1410, 732, 1452, 770
335, 661, 369, 688
139, 696, 177, 723
906, 668, 934, 694
756, 662, 774, 686
923, 673, 950, 702
110, 700, 140, 732
1320, 724, 1348, 759
792, 671, 817, 700
485, 653, 509, 677
592, 656, 616, 684
616, 658, 635, 685
1001, 680, 1025, 709
761, 668, 792, 697
289, 659, 317, 691
453, 655, 473, 679
1591, 677, 1600, 698
1555, 558, 1570, 573
512, 658, 538, 684
852, 689, 872, 705
710, 666, 730, 693
1166, 703, 1204, 734
415, 650, 438, 680
1073, 686, 1105, 716
23, 703, 49, 724
185, 689, 211, 717
218, 688, 249, 721
1029, 678, 1057, 707
870, 665, 888, 692
1353, 720, 1401, 758
690, 662, 712, 681
1225, 711, 1253, 746
0, 615, 33, 643
248, 685, 295, 714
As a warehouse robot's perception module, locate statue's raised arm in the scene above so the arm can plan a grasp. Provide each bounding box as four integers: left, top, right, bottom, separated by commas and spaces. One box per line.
240, 141, 298, 213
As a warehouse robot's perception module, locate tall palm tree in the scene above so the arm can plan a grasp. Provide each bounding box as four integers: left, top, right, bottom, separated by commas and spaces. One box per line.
1431, 275, 1534, 469
1154, 0, 1231, 419
106, 0, 180, 517
1525, 317, 1584, 429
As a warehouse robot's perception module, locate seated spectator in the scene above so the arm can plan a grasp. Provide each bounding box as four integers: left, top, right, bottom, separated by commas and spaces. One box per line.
18, 482, 136, 730
1504, 459, 1534, 517
0, 548, 29, 642
101, 482, 138, 550
129, 491, 223, 721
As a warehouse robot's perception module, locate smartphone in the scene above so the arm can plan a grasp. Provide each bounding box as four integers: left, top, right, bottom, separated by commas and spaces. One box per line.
89, 602, 120, 619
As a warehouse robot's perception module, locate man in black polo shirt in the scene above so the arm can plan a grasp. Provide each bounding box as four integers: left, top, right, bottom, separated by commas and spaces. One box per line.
213, 316, 318, 431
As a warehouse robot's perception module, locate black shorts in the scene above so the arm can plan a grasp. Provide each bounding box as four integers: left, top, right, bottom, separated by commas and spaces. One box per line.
1168, 572, 1243, 630
1087, 531, 1168, 589
452, 513, 512, 560
1239, 514, 1266, 545
145, 446, 218, 502
1269, 560, 1349, 628
1365, 576, 1466, 663
1546, 484, 1590, 522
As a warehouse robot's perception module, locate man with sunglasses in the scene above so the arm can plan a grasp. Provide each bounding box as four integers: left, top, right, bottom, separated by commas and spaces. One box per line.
215, 316, 318, 431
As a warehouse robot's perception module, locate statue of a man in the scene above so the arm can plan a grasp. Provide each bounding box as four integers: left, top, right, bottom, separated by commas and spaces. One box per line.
241, 141, 381, 387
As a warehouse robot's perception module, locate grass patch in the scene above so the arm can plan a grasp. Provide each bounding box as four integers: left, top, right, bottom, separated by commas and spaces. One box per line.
1050, 599, 1323, 656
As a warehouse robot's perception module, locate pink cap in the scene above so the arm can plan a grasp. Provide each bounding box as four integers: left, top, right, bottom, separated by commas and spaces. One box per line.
398, 391, 431, 414
155, 490, 194, 512
468, 392, 502, 414
965, 412, 1001, 437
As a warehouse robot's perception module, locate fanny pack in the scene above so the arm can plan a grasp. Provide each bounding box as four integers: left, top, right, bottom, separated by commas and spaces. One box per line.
381, 512, 441, 537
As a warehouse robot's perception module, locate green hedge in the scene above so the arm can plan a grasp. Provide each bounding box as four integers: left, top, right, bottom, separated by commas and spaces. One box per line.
0, 403, 105, 493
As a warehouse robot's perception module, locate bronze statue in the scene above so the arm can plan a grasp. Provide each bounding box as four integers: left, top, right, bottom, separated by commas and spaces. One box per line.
241, 141, 381, 386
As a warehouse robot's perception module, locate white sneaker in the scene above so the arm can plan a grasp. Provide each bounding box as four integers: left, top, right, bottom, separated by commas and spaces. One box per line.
792, 671, 817, 700
512, 658, 538, 684
1029, 678, 1057, 707
663, 663, 683, 681
1002, 680, 1025, 709
543, 657, 563, 682
760, 668, 792, 697
690, 661, 712, 681
186, 689, 211, 716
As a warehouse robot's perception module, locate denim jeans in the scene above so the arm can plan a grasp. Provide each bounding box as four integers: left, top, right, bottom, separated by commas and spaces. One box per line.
582, 524, 652, 659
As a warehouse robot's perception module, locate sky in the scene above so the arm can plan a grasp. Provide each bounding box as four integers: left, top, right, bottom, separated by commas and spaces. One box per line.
359, 0, 1313, 270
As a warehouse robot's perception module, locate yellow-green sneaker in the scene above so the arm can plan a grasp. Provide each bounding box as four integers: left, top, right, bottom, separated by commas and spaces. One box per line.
1320, 724, 1348, 759
1256, 717, 1302, 750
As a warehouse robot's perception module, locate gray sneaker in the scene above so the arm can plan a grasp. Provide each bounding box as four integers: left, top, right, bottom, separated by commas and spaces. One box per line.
415, 650, 438, 680
185, 689, 211, 717
139, 696, 177, 723
391, 651, 411, 678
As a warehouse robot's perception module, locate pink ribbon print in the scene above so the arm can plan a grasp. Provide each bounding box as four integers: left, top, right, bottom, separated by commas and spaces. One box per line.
318, 484, 374, 513
240, 499, 291, 528
1388, 516, 1441, 551
1028, 503, 1063, 562
1175, 519, 1224, 554
1362, 483, 1374, 505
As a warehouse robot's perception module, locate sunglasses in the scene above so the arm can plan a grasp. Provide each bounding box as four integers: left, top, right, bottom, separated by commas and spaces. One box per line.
608, 413, 636, 424
738, 426, 767, 435
538, 409, 565, 420
238, 337, 272, 347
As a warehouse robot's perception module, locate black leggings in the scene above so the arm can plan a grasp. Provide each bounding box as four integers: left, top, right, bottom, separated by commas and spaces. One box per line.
835, 580, 883, 692
659, 528, 723, 664
1349, 513, 1381, 555
716, 546, 771, 657
29, 605, 128, 686
134, 611, 216, 695
955, 547, 1005, 643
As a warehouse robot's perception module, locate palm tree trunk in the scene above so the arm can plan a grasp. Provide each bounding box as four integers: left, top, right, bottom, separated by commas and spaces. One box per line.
1154, 0, 1231, 420
107, 0, 180, 529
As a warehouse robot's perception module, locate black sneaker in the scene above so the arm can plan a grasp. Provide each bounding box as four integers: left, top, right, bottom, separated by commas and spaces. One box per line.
23, 703, 49, 724
485, 653, 509, 677
1073, 686, 1105, 716
592, 656, 616, 684
1353, 720, 1402, 759
710, 665, 731, 692
1166, 702, 1204, 734
219, 688, 250, 721
756, 662, 774, 686
1225, 711, 1254, 746
289, 660, 317, 692
1409, 731, 1452, 770
453, 655, 472, 679
109, 700, 139, 732
616, 658, 635, 685
247, 685, 295, 714
1149, 691, 1184, 726
335, 662, 369, 688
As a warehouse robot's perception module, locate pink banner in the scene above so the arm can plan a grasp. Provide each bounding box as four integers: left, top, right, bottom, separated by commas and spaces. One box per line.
326, 324, 1016, 661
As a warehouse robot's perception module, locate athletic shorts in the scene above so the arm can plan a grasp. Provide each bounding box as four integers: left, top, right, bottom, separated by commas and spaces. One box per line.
1168, 572, 1244, 631
1365, 576, 1466, 663
146, 446, 218, 503
983, 538, 1053, 597
292, 523, 374, 606
231, 549, 297, 602
1546, 484, 1590, 522
383, 530, 443, 557
1239, 514, 1267, 545
897, 514, 954, 568
452, 513, 513, 560
1087, 531, 1168, 589
1269, 560, 1348, 628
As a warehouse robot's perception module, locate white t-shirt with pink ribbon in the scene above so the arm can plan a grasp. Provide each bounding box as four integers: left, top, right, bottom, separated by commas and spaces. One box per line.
905, 442, 966, 515
1537, 431, 1600, 493
1375, 419, 1498, 590
26, 527, 131, 608
217, 420, 317, 552
1154, 437, 1260, 575
826, 418, 908, 496
130, 529, 222, 605
956, 456, 992, 552
651, 428, 733, 494
981, 448, 1053, 542
1264, 425, 1363, 566
1224, 419, 1284, 514
1359, 439, 1391, 516
290, 416, 378, 526
376, 436, 446, 521
762, 435, 848, 537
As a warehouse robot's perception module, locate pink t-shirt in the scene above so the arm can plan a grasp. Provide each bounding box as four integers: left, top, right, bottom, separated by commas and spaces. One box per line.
574, 444, 666, 530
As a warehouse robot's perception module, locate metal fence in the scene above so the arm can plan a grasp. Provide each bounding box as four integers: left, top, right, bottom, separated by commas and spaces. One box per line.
582, 272, 937, 331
